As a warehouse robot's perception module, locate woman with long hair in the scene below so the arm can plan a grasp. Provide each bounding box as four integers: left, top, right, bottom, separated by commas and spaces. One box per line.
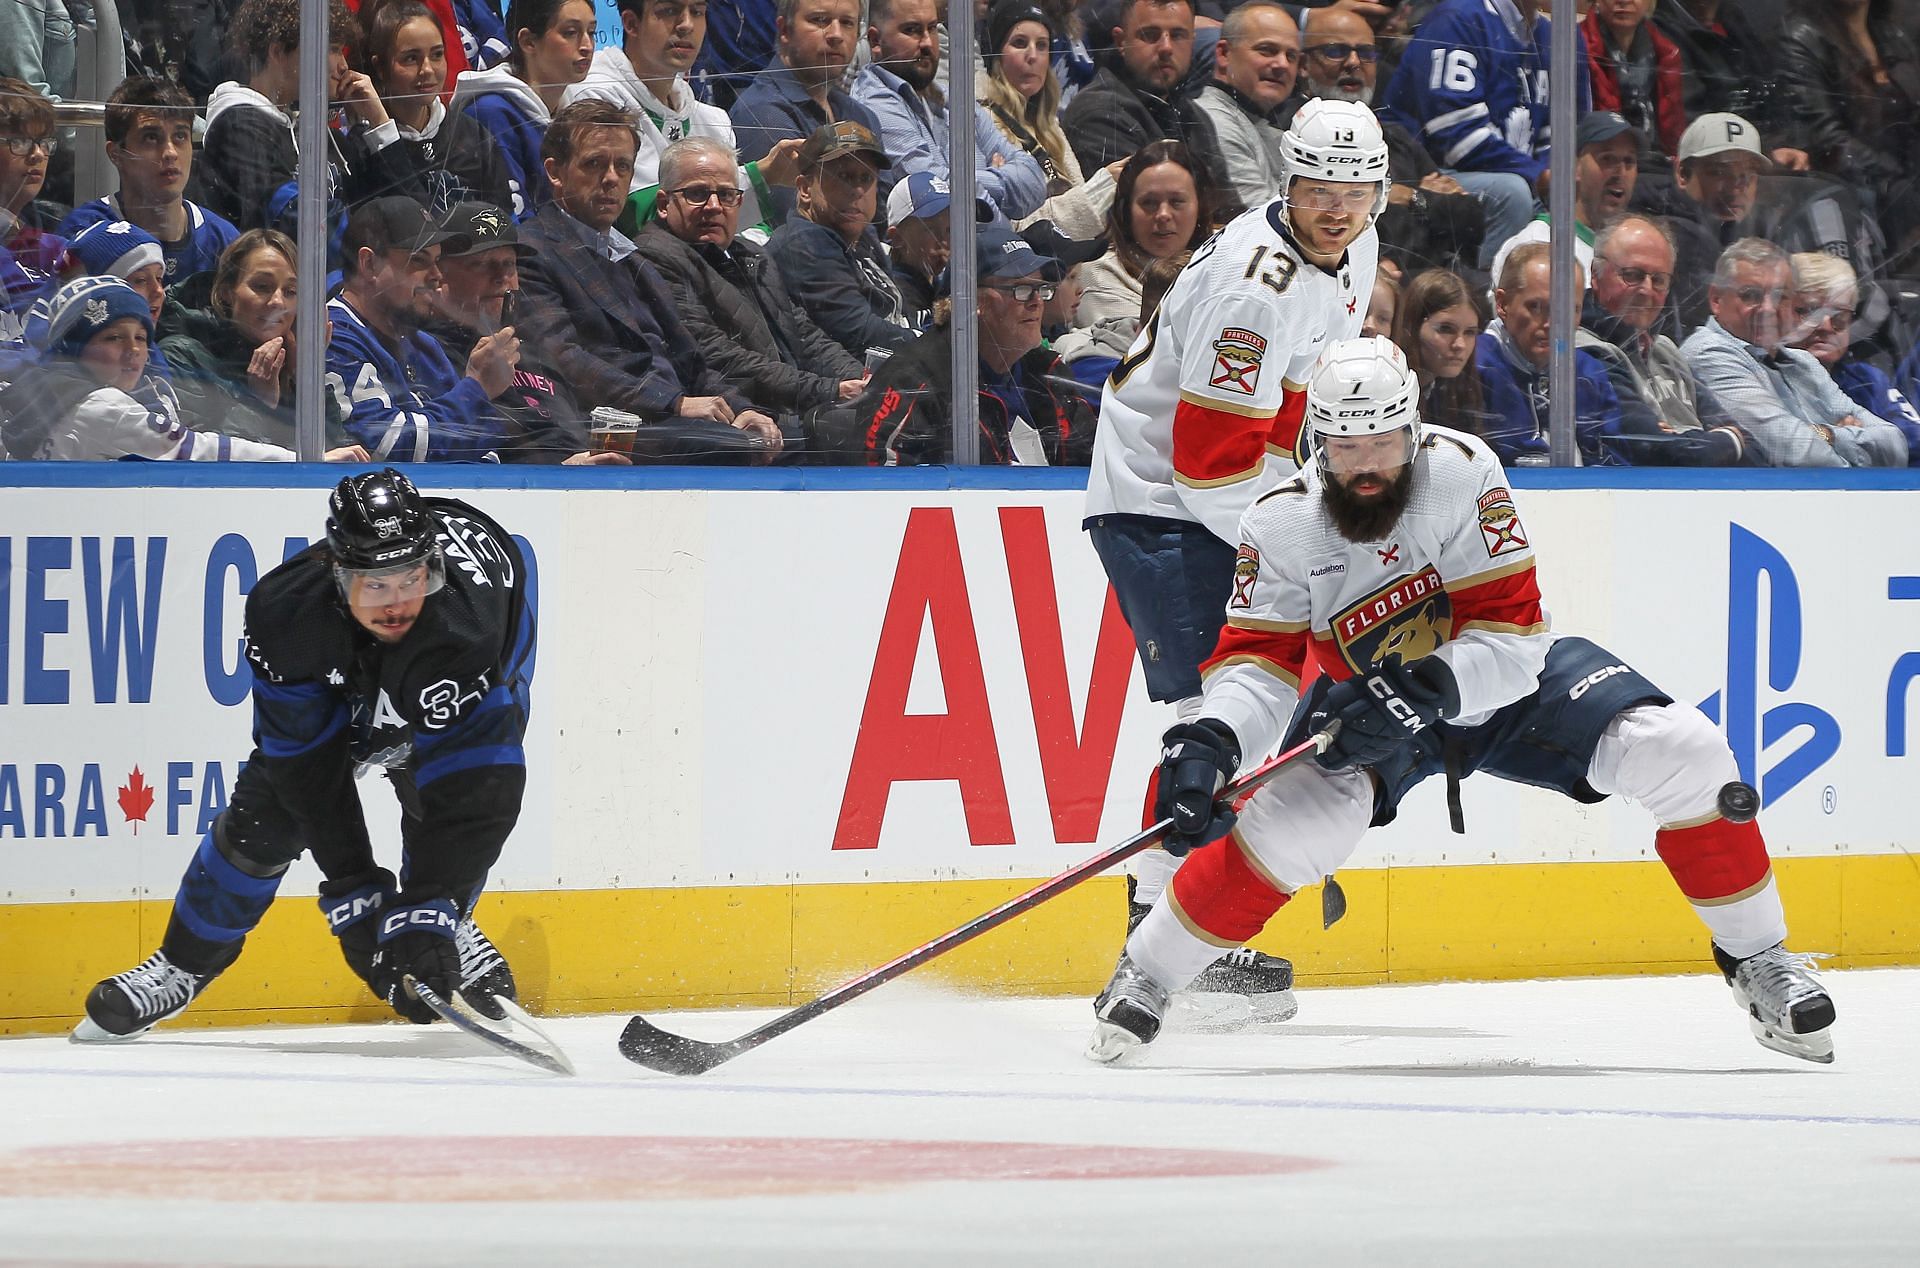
1392, 268, 1489, 438
361, 0, 515, 212
977, 0, 1118, 238
448, 0, 597, 219
1074, 140, 1216, 333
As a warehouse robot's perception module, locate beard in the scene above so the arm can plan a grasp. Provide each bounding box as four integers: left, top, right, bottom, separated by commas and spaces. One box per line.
1323, 465, 1415, 544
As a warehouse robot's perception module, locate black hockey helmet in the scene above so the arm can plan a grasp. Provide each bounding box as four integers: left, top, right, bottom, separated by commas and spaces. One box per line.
325, 468, 445, 599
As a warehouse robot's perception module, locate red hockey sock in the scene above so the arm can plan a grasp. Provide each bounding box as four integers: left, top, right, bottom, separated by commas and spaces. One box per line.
1655, 817, 1772, 903
1168, 835, 1291, 945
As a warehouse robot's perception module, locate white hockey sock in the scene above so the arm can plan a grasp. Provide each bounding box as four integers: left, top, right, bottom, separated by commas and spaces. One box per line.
1127, 897, 1232, 993
1696, 876, 1789, 961
1130, 846, 1180, 907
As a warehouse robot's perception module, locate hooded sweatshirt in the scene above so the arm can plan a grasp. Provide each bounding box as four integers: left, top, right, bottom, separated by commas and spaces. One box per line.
393, 96, 516, 214
450, 64, 553, 221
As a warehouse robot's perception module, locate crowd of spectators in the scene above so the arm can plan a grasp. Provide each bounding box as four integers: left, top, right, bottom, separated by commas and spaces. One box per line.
3, 0, 1920, 468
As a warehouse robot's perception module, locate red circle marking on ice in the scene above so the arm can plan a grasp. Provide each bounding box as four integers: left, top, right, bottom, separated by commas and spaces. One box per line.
0, 1136, 1329, 1202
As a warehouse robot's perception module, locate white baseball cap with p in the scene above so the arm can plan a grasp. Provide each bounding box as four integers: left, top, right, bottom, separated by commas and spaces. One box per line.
1678, 112, 1769, 165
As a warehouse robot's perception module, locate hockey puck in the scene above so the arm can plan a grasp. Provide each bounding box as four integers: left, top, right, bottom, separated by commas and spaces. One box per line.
1717, 781, 1760, 823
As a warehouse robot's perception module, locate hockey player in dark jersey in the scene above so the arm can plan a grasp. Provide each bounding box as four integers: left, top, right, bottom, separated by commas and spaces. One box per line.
74, 469, 535, 1040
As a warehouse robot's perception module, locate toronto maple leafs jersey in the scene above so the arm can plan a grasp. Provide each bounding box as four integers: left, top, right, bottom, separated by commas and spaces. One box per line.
1085, 202, 1377, 544
1199, 425, 1553, 760
239, 498, 534, 901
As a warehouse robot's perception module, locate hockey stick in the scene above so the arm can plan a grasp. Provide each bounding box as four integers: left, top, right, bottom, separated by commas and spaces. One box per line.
408, 976, 577, 1076
617, 725, 1339, 1076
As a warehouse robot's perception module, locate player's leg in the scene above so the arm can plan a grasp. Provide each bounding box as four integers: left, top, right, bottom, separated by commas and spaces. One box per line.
1587, 699, 1835, 1062
1090, 759, 1376, 1062
1088, 515, 1294, 1002
74, 764, 314, 1041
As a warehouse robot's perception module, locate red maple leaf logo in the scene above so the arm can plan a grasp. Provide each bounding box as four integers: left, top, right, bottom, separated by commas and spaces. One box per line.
118, 767, 155, 834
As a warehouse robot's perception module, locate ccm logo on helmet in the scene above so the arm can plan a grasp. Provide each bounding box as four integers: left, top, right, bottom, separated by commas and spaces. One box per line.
1569, 664, 1632, 701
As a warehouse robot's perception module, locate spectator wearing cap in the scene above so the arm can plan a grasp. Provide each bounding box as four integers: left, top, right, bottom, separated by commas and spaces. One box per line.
634, 138, 866, 422
160, 228, 357, 453
768, 120, 913, 362
60, 78, 242, 288
517, 102, 785, 461
563, 0, 803, 227
1679, 237, 1907, 467
851, 0, 1047, 222
0, 276, 351, 462
1784, 251, 1920, 466
1378, 0, 1588, 270
852, 223, 1096, 465
729, 0, 883, 222
328, 196, 522, 461
1488, 110, 1641, 297
1296, 6, 1483, 281
886, 171, 956, 329
1061, 0, 1196, 173
1666, 111, 1771, 331
1576, 213, 1753, 466
423, 201, 624, 464
65, 220, 170, 375
1179, 3, 1298, 216
977, 0, 1119, 239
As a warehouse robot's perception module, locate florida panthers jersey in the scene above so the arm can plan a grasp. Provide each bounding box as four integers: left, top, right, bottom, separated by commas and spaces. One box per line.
1085, 204, 1377, 543
1199, 425, 1553, 759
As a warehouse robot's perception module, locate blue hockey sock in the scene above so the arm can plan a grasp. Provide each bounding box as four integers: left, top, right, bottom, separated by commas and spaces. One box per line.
170, 831, 286, 947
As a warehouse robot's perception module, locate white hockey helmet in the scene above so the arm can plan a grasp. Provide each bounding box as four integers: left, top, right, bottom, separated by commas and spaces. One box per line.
1305, 335, 1423, 475
1279, 98, 1392, 222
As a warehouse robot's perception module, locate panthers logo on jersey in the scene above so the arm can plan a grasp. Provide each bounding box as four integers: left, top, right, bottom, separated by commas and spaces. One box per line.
1330, 566, 1452, 672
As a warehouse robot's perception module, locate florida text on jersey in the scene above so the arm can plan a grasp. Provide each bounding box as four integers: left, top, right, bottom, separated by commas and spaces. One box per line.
1085, 204, 1379, 544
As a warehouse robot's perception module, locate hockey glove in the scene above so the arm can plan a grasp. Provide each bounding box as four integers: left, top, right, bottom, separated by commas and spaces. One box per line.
317, 868, 399, 995
1312, 657, 1460, 772
368, 899, 462, 1025
1155, 719, 1243, 856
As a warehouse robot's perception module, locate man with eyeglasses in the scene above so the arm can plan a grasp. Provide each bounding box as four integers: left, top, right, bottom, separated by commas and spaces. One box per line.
1680, 237, 1905, 467
1576, 214, 1753, 466
855, 222, 1094, 465
1181, 3, 1299, 215
1062, 0, 1197, 171
0, 75, 68, 345
1785, 251, 1920, 467
636, 136, 867, 428
1296, 6, 1483, 279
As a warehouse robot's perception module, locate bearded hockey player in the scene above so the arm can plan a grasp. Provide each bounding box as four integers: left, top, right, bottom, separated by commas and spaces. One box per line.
1090, 336, 1837, 1066
1084, 98, 1387, 1010
75, 469, 532, 1039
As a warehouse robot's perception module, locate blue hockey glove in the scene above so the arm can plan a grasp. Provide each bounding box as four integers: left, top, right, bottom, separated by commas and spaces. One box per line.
1155, 719, 1243, 856
368, 899, 461, 1024
1311, 657, 1460, 772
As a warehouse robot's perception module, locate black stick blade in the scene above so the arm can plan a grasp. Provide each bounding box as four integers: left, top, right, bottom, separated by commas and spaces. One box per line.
617, 1015, 744, 1076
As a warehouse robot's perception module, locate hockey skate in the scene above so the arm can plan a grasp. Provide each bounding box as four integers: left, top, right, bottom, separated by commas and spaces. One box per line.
1087, 953, 1171, 1064
1128, 877, 1298, 1025
72, 951, 222, 1043
1714, 943, 1836, 1064
456, 919, 517, 1013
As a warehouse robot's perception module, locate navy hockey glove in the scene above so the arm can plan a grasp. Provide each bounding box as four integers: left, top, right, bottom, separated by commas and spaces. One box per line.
1155, 719, 1243, 856
368, 899, 462, 1025
317, 868, 399, 995
1312, 657, 1461, 772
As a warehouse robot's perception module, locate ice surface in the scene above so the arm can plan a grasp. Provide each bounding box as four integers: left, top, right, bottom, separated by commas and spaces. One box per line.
3, 970, 1917, 1267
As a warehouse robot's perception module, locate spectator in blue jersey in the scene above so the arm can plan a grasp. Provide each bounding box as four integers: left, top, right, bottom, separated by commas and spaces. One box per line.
60, 79, 241, 289
729, 0, 881, 222
201, 0, 439, 235
1060, 0, 1196, 173
1785, 252, 1920, 466
696, 0, 779, 110
515, 101, 785, 462
453, 0, 514, 68
363, 0, 516, 214
852, 0, 1048, 221
1474, 242, 1626, 466
327, 196, 520, 461
451, 0, 598, 221
1378, 0, 1587, 269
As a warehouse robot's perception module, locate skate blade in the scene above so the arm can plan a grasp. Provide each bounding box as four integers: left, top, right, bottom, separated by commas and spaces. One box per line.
1749, 1016, 1835, 1065
408, 976, 576, 1076
69, 1015, 155, 1044
1086, 1020, 1150, 1066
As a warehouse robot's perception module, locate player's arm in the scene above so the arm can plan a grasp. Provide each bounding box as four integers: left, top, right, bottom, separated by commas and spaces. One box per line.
1425, 443, 1553, 716
1194, 487, 1316, 759
1391, 13, 1545, 184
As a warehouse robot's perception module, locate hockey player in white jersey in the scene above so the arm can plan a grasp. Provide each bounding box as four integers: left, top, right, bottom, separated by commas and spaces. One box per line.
1089, 336, 1837, 1067
1084, 98, 1387, 1008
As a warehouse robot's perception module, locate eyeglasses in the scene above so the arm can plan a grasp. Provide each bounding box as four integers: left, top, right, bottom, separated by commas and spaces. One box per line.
668, 184, 743, 208
984, 282, 1056, 302
1732, 285, 1785, 307
1290, 184, 1379, 212
1304, 43, 1380, 63
2, 135, 57, 157
1600, 261, 1672, 291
